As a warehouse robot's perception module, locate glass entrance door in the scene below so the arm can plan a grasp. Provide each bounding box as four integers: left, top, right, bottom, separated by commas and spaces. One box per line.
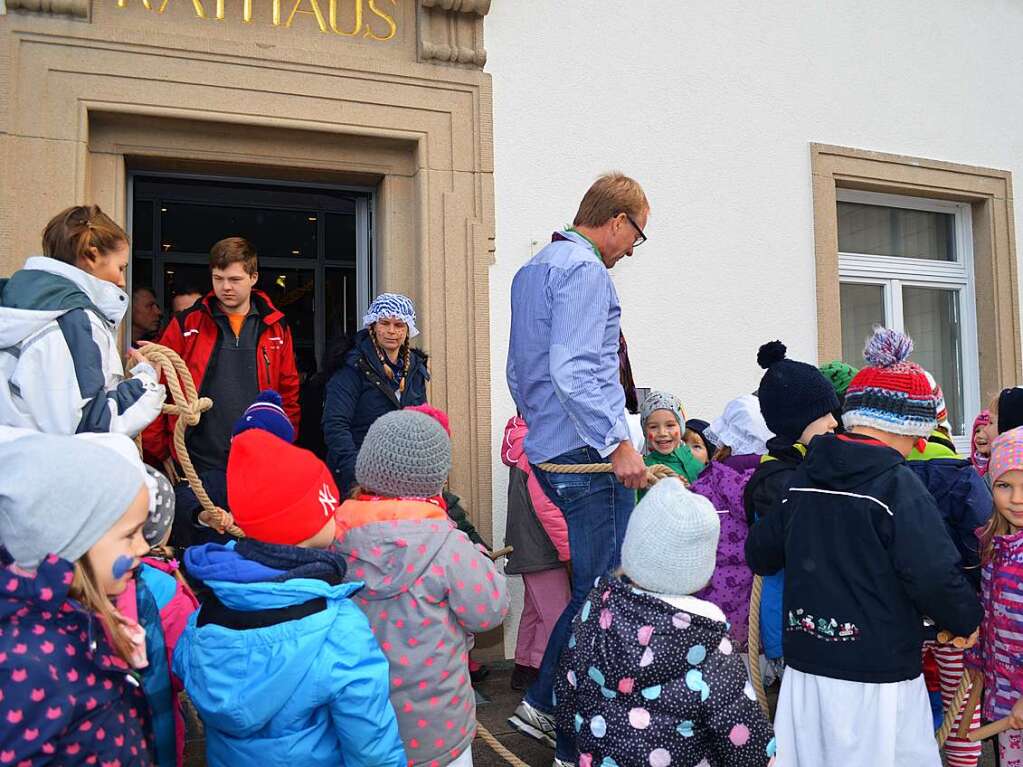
128, 174, 373, 374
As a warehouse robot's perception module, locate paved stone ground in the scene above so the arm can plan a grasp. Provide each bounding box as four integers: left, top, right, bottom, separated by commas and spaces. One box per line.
183, 661, 997, 766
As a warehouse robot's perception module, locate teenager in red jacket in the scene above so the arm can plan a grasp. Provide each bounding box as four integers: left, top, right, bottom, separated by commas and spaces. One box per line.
142, 237, 299, 544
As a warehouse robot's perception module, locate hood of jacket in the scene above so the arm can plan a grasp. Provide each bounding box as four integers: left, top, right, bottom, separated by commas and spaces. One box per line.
907, 457, 975, 503
0, 257, 127, 347
0, 550, 77, 621
801, 432, 905, 490
175, 542, 361, 735
335, 498, 453, 599
502, 416, 528, 469
560, 576, 735, 706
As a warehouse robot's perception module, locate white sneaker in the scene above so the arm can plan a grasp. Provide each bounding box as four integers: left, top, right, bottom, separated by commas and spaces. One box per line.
507, 699, 556, 748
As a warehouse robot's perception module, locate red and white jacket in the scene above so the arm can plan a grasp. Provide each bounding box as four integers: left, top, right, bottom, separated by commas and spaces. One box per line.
142, 290, 299, 463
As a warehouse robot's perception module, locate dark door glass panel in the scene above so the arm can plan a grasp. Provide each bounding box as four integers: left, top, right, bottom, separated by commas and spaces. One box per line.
159, 204, 318, 259
133, 257, 153, 292
133, 201, 154, 253
258, 267, 316, 351
325, 266, 359, 341
163, 263, 212, 316
326, 213, 357, 264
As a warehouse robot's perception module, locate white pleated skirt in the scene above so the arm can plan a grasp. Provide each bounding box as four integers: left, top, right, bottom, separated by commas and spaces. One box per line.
773, 667, 941, 767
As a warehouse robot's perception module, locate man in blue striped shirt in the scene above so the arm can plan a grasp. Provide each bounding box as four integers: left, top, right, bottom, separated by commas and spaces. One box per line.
506, 172, 651, 765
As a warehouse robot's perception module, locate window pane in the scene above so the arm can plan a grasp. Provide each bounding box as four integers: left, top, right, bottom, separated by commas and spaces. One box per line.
257, 269, 316, 356
903, 287, 964, 435
838, 202, 954, 261
132, 201, 153, 254
325, 213, 357, 264
132, 258, 152, 294
840, 283, 885, 367
163, 262, 211, 315
159, 203, 318, 258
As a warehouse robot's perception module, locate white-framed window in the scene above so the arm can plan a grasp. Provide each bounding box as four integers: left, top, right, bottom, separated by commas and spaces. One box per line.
837, 189, 980, 448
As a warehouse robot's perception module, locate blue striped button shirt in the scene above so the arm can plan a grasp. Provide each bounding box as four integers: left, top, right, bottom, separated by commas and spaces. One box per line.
506, 230, 630, 464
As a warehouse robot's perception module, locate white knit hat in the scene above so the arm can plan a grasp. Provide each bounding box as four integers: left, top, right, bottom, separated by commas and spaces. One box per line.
621, 479, 720, 596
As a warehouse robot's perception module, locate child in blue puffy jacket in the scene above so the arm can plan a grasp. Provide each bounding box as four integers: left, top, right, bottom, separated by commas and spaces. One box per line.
173, 398, 405, 767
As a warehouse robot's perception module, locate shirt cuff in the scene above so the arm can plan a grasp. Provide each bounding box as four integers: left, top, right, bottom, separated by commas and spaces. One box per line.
598, 413, 632, 458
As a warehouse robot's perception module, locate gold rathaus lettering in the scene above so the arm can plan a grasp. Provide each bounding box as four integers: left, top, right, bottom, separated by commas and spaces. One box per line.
114, 0, 397, 40
364, 0, 395, 41
285, 0, 327, 31
328, 0, 361, 36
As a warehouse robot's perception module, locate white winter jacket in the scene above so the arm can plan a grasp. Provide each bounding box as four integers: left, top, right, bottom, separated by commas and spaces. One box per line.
0, 257, 165, 436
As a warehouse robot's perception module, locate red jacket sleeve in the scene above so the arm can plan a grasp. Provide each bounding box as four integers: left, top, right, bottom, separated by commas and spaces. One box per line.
276, 324, 301, 438
141, 319, 185, 463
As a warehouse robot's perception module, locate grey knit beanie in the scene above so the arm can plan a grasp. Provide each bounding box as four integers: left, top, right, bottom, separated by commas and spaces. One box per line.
640, 390, 687, 430
621, 479, 720, 596
355, 409, 452, 498
0, 430, 145, 569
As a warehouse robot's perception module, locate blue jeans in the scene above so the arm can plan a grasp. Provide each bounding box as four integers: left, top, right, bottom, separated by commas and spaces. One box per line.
524, 446, 635, 761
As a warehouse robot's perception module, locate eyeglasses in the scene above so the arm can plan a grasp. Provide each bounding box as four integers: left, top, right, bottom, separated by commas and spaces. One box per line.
622, 212, 647, 248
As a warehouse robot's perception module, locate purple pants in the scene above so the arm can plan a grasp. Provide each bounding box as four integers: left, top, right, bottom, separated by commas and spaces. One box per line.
515, 567, 571, 668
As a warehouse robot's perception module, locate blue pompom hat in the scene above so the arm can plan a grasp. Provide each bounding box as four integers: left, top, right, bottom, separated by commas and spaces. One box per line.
233, 389, 295, 443
362, 292, 419, 338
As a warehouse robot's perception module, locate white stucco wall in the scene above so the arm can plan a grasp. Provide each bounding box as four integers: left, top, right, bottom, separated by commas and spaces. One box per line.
485, 0, 1023, 655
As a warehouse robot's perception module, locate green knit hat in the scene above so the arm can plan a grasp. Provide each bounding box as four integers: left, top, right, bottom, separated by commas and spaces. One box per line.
819, 360, 859, 399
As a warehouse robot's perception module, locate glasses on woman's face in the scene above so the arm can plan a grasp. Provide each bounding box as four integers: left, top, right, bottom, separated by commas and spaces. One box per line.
622, 213, 647, 248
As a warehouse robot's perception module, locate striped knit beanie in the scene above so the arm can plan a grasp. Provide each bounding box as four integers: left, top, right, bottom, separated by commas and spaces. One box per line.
842, 327, 938, 438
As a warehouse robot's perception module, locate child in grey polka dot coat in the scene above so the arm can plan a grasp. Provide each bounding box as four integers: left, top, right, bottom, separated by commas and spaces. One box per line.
555, 481, 775, 767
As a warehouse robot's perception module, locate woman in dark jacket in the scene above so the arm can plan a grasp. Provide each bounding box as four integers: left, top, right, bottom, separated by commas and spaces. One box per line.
323, 293, 429, 496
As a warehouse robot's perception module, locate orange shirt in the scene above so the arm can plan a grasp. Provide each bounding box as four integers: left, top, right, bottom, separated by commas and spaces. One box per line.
226, 312, 246, 338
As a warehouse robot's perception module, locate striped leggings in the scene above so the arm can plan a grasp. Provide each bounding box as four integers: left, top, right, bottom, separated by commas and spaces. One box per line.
923, 642, 982, 767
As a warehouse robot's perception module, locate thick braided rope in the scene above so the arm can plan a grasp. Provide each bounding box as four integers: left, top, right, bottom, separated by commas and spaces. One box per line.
956, 670, 984, 740
935, 665, 975, 747
475, 722, 532, 767
535, 462, 679, 485
136, 344, 245, 538
747, 575, 770, 716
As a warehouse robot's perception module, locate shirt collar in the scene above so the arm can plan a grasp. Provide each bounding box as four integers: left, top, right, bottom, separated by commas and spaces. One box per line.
554, 228, 603, 262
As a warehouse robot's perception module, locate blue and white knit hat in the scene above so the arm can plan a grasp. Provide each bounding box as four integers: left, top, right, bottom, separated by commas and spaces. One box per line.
233, 389, 295, 443
363, 293, 419, 339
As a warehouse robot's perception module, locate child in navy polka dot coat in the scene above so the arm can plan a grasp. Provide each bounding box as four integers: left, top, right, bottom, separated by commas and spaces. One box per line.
556, 481, 774, 767
0, 431, 157, 766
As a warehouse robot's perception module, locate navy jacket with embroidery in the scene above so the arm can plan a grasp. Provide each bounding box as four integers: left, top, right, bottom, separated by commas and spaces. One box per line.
745, 433, 982, 684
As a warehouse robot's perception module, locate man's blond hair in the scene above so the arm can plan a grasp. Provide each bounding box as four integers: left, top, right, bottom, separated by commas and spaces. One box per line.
572, 172, 649, 228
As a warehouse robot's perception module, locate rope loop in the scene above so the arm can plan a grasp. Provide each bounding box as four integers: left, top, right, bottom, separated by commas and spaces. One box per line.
135, 344, 245, 538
